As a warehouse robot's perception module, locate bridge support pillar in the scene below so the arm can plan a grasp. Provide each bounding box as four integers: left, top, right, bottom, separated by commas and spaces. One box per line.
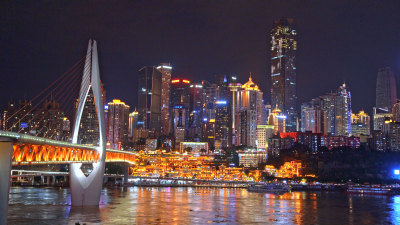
123, 164, 129, 186
0, 140, 13, 225
70, 161, 105, 206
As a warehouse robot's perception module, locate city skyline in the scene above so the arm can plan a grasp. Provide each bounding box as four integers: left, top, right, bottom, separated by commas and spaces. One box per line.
1, 1, 400, 116
3, 2, 400, 224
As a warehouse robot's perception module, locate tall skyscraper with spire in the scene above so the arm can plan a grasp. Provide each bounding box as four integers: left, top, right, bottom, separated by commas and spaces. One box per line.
270, 18, 297, 132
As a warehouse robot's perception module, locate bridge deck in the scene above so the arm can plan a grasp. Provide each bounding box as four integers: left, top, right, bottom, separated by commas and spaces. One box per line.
0, 131, 137, 165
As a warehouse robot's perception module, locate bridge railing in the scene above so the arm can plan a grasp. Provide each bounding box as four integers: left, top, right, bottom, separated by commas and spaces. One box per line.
0, 131, 97, 150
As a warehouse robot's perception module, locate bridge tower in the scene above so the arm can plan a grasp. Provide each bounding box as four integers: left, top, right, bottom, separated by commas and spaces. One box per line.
70, 39, 106, 206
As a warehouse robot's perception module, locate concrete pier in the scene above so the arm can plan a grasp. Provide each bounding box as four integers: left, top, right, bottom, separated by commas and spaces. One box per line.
0, 140, 13, 225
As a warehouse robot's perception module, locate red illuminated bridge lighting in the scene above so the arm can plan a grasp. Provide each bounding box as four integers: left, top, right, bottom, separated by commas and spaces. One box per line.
171, 79, 180, 83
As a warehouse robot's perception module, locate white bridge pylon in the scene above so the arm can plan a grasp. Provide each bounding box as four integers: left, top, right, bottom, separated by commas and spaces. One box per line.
71, 39, 106, 206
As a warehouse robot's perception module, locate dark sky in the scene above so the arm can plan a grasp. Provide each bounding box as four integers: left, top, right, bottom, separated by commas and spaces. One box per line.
1, 1, 400, 115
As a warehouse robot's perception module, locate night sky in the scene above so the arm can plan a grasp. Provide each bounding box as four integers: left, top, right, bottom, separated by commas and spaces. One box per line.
1, 1, 400, 115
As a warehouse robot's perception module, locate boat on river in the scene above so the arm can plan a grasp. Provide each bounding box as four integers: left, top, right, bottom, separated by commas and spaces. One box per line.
248, 183, 291, 193
346, 185, 397, 195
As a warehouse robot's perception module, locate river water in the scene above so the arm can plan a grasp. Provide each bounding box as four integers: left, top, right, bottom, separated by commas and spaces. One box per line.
7, 187, 400, 224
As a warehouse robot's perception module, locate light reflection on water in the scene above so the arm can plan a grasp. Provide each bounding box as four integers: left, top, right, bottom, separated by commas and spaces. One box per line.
7, 187, 400, 224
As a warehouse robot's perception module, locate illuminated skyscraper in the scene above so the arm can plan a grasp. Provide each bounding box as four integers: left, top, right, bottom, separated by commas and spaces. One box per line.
301, 83, 351, 136
157, 63, 172, 136
240, 74, 263, 125
335, 83, 351, 136
270, 18, 297, 132
373, 107, 392, 131
188, 82, 204, 141
268, 106, 286, 134
301, 98, 326, 134
392, 101, 400, 122
376, 67, 397, 111
138, 66, 162, 136
256, 124, 275, 149
214, 75, 238, 148
215, 100, 230, 149
76, 90, 100, 145
238, 108, 257, 147
351, 110, 370, 137
105, 99, 130, 150
170, 78, 191, 146
128, 109, 139, 138
229, 78, 242, 146
202, 80, 218, 121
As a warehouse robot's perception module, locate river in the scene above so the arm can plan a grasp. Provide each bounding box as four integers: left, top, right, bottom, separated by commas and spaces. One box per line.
7, 187, 400, 224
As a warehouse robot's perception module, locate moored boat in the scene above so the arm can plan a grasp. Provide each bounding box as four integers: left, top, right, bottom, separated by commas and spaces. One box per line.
346, 185, 395, 195
248, 183, 291, 193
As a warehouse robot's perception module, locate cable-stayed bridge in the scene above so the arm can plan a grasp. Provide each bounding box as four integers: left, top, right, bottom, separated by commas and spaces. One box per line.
0, 40, 129, 224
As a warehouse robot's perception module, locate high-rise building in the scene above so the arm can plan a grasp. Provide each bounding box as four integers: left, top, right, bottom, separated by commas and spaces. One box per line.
138, 66, 162, 137
3, 100, 34, 134
240, 74, 264, 125
238, 108, 257, 147
34, 99, 69, 140
315, 92, 336, 135
351, 110, 370, 137
202, 80, 218, 121
170, 78, 191, 146
376, 67, 397, 111
172, 107, 187, 145
270, 18, 297, 132
373, 107, 392, 131
128, 109, 139, 138
157, 63, 172, 136
229, 79, 242, 146
76, 89, 100, 145
214, 74, 238, 148
301, 98, 326, 134
188, 83, 204, 141
128, 108, 147, 143
105, 99, 130, 150
301, 83, 352, 136
386, 121, 400, 151
234, 74, 263, 147
335, 83, 352, 136
268, 106, 286, 134
262, 104, 272, 125
256, 124, 275, 149
203, 118, 215, 151
215, 100, 230, 149
393, 101, 400, 122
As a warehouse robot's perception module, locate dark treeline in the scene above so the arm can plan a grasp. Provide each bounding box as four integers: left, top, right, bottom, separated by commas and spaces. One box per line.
267, 143, 400, 184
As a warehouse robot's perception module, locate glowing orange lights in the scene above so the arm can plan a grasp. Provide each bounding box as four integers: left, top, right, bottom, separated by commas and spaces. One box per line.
105, 151, 137, 164
182, 79, 190, 84
12, 144, 100, 165
11, 144, 138, 165
171, 79, 180, 83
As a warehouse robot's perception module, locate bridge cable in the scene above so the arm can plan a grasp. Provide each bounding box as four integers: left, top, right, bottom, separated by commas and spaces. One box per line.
7, 58, 85, 131
4, 56, 86, 124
